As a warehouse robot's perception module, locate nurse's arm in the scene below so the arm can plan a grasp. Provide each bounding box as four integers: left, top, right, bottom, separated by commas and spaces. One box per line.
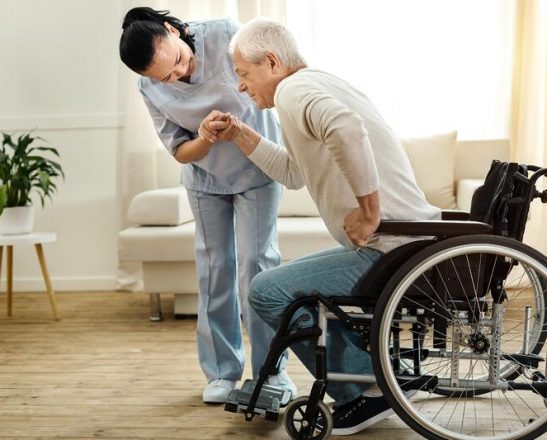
173, 138, 214, 164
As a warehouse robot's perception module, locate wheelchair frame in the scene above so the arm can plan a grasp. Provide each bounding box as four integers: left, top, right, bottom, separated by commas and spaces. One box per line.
225, 162, 547, 440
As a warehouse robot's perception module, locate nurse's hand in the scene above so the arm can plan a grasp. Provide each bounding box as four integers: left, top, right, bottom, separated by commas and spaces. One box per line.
208, 113, 241, 141
211, 114, 242, 141
198, 110, 230, 143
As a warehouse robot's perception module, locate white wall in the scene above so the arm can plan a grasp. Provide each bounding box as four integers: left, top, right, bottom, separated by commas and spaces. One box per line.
0, 0, 126, 290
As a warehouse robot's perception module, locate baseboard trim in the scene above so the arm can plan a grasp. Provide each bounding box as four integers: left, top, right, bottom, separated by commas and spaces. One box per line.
0, 276, 118, 292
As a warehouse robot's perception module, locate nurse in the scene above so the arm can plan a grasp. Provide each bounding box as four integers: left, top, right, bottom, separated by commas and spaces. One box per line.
119, 7, 295, 404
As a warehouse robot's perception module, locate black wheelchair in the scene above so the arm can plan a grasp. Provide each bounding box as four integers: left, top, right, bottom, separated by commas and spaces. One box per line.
225, 160, 547, 440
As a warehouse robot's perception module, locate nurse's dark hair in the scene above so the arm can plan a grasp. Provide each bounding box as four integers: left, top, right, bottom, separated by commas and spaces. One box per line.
119, 7, 195, 73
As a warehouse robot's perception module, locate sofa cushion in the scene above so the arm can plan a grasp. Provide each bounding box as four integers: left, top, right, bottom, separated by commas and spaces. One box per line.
119, 217, 337, 263
278, 187, 320, 217
456, 178, 483, 212
119, 223, 196, 262
402, 131, 458, 209
127, 187, 194, 226
278, 217, 338, 260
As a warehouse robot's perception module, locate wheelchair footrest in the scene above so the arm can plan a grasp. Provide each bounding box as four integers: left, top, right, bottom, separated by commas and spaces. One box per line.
224, 379, 291, 422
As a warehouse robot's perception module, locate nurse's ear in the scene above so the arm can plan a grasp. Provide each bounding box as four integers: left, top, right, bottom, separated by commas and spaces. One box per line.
163, 22, 180, 37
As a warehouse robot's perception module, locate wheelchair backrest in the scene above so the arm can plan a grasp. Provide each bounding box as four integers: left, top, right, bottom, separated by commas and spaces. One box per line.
469, 160, 532, 241
356, 161, 536, 304
418, 160, 533, 301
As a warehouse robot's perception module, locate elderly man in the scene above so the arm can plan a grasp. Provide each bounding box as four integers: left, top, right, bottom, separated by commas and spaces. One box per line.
199, 18, 440, 435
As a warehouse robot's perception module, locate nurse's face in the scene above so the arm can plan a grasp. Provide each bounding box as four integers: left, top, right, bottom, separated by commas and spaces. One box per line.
142, 23, 195, 83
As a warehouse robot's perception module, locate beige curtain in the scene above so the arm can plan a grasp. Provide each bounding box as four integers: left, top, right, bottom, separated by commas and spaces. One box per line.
512, 0, 547, 254
117, 0, 287, 290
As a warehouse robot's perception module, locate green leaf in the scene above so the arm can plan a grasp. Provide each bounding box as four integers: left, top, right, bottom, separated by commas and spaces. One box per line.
0, 184, 7, 215
35, 146, 61, 157
2, 133, 15, 148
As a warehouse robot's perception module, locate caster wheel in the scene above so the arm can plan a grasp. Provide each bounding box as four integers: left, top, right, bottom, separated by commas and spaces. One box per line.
284, 396, 332, 440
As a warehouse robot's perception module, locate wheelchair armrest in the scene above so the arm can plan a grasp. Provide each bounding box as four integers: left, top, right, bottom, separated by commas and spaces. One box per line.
376, 220, 492, 236
441, 210, 470, 221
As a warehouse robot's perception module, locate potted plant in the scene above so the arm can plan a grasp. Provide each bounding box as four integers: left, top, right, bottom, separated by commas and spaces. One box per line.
0, 132, 64, 235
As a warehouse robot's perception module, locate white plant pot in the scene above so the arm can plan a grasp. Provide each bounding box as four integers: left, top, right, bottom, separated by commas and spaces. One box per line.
0, 206, 34, 235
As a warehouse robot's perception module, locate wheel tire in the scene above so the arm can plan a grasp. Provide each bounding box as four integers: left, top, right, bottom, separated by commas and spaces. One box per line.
284, 396, 333, 440
370, 235, 547, 440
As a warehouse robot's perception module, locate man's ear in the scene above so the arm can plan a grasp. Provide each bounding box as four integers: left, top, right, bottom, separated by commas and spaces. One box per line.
265, 52, 282, 73
163, 21, 180, 37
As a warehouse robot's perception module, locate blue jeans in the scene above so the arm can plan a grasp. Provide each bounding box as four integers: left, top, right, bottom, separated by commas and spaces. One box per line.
187, 181, 287, 381
248, 245, 384, 404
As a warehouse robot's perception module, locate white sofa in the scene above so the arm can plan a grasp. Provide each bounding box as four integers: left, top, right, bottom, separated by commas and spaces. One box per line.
118, 132, 510, 320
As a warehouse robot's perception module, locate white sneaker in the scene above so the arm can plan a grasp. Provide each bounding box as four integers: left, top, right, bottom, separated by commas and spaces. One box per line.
266, 370, 297, 400
203, 379, 237, 403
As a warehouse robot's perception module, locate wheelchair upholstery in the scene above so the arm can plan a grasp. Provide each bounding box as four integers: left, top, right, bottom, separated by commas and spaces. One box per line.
351, 239, 435, 299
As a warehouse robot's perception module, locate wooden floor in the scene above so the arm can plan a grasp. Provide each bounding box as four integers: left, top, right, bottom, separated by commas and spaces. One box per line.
0, 292, 457, 439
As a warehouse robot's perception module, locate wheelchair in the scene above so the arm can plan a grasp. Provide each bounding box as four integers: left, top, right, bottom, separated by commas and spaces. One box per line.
225, 160, 547, 440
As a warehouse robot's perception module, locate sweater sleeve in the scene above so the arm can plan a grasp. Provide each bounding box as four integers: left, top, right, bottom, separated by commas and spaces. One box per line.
248, 137, 305, 190
279, 84, 379, 197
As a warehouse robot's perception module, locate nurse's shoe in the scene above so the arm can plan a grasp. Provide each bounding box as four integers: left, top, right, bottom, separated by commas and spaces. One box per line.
266, 370, 297, 400
203, 379, 237, 403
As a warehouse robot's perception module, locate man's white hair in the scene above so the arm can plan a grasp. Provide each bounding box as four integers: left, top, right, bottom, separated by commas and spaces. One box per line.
230, 18, 306, 68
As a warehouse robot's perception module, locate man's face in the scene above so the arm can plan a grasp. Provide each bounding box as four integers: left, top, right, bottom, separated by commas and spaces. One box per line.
233, 49, 279, 109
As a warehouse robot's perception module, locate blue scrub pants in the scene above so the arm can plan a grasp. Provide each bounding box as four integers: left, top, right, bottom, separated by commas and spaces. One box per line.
187, 181, 286, 382
248, 246, 384, 405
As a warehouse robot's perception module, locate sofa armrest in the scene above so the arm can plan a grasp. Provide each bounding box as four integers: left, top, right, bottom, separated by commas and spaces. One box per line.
127, 187, 194, 226
456, 178, 483, 212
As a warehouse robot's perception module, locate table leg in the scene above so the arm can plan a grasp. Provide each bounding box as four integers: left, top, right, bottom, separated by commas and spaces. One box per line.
35, 243, 61, 321
0, 246, 3, 315
7, 246, 13, 317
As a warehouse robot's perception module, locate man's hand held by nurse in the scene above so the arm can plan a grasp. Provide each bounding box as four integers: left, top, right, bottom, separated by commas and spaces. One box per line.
199, 111, 241, 143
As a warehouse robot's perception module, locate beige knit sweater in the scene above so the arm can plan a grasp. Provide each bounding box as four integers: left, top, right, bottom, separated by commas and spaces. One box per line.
248, 68, 440, 253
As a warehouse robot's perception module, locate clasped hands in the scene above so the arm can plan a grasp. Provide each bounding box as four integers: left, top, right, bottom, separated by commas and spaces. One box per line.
198, 110, 241, 143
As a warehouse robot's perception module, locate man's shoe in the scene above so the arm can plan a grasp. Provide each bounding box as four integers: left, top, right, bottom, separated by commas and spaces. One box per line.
331, 395, 393, 435
202, 379, 237, 403
266, 370, 297, 400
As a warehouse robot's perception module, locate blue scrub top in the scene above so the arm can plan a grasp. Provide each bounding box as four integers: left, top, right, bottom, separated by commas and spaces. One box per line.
139, 18, 282, 194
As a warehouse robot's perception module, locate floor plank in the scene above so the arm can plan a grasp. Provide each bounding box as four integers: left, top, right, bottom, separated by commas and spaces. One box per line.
0, 291, 544, 439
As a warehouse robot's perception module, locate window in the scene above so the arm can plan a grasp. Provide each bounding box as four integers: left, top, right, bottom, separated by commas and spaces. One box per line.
286, 0, 516, 139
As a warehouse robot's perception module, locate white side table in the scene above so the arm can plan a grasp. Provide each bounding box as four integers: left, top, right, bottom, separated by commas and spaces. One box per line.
0, 232, 60, 320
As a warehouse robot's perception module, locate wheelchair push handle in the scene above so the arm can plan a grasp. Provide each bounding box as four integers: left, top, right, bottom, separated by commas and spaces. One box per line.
526, 165, 547, 203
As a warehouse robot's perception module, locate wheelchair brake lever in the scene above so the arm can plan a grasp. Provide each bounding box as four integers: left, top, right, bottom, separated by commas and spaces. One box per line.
314, 292, 371, 335
314, 293, 354, 326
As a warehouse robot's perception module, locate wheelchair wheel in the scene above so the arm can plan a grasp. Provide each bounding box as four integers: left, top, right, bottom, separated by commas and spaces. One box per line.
434, 268, 547, 398
370, 235, 547, 440
284, 396, 332, 440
